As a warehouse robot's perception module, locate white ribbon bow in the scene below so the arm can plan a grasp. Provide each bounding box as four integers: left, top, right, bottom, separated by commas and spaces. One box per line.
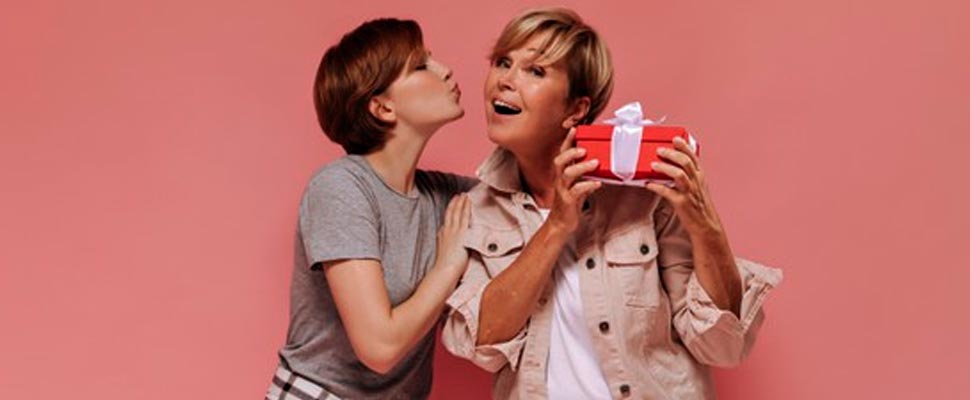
602, 101, 665, 182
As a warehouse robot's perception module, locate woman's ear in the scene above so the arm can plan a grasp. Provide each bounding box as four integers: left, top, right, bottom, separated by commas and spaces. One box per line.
368, 96, 397, 124
562, 96, 592, 129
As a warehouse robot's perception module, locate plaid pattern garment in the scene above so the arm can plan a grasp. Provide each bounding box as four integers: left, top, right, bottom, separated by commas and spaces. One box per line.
265, 365, 341, 400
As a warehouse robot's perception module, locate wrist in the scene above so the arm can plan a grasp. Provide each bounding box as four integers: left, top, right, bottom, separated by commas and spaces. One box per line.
689, 225, 730, 251
435, 256, 465, 274
542, 218, 574, 243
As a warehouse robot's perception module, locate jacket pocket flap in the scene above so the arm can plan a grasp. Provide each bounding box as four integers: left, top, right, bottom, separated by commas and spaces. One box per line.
604, 226, 659, 265
465, 226, 524, 258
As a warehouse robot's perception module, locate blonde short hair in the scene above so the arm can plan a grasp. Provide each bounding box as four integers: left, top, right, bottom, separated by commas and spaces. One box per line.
490, 7, 614, 124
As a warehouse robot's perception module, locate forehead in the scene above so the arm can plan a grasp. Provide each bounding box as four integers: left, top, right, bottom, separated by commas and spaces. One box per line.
504, 32, 560, 65
404, 47, 430, 66
510, 34, 546, 54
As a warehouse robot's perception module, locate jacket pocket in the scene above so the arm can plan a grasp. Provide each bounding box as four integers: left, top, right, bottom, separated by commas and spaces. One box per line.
464, 225, 525, 277
604, 225, 661, 309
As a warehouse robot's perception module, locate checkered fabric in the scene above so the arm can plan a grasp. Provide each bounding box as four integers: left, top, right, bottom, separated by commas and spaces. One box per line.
265, 365, 341, 400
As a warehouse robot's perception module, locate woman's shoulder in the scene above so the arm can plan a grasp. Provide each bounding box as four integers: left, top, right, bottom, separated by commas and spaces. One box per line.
415, 169, 479, 194
308, 154, 365, 179
304, 155, 375, 199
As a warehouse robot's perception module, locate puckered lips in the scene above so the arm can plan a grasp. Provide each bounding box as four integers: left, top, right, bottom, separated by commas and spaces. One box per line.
451, 83, 461, 100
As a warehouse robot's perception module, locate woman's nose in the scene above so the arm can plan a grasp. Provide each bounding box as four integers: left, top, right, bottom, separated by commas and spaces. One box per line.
496, 69, 515, 91
430, 59, 453, 81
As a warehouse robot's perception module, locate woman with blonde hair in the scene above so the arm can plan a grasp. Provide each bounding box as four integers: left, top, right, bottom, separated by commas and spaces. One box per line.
443, 8, 782, 399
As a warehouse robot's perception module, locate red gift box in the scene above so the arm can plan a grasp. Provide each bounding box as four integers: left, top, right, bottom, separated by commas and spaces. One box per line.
575, 125, 698, 183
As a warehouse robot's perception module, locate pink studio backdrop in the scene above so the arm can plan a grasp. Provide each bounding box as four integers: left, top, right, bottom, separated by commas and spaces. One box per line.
2, 0, 968, 398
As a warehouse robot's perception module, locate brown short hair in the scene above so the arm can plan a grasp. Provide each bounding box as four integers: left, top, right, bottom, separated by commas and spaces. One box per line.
313, 19, 423, 154
491, 7, 614, 124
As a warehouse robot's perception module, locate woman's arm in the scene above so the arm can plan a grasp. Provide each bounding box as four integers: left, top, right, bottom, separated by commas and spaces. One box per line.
325, 194, 471, 374
650, 136, 782, 367
476, 222, 571, 344
477, 130, 602, 344
689, 228, 743, 316
646, 135, 742, 315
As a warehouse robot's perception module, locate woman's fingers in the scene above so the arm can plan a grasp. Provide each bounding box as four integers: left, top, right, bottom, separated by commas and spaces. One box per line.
554, 147, 587, 170
672, 136, 700, 166
568, 180, 602, 199
645, 181, 679, 203
657, 146, 697, 178
650, 161, 693, 191
444, 194, 461, 230
559, 127, 577, 154
459, 194, 471, 230
562, 158, 599, 186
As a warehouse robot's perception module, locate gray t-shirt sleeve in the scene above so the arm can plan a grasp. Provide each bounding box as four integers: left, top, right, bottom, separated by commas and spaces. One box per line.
424, 171, 478, 197
418, 171, 479, 219
299, 169, 381, 269
449, 173, 479, 194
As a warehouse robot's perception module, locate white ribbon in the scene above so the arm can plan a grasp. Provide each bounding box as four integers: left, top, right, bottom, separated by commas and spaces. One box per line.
586, 101, 697, 187
603, 101, 664, 182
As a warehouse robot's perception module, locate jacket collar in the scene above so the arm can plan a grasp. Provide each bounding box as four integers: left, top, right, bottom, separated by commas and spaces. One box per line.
475, 147, 524, 194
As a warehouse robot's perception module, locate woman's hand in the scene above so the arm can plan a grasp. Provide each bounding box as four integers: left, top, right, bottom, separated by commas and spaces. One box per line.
435, 193, 471, 273
646, 136, 725, 239
547, 128, 603, 234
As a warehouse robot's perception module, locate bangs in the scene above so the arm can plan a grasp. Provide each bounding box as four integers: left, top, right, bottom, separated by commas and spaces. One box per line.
487, 7, 614, 124
381, 23, 425, 82
490, 21, 584, 67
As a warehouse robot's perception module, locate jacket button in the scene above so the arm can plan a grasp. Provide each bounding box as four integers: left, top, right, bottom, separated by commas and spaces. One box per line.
598, 321, 610, 333
585, 258, 595, 269
487, 243, 498, 252
639, 244, 650, 255
620, 384, 631, 397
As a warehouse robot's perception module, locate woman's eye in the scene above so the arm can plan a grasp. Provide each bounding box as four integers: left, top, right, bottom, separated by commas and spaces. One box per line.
415, 64, 428, 70
529, 66, 545, 77
494, 57, 511, 68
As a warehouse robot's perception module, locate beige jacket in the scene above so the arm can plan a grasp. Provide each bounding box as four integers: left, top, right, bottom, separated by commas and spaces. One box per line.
442, 148, 783, 399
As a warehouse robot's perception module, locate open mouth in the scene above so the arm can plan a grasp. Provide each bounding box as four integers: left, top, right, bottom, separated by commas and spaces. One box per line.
492, 100, 522, 115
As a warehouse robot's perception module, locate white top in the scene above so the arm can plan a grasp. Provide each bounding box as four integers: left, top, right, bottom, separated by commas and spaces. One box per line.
538, 209, 612, 399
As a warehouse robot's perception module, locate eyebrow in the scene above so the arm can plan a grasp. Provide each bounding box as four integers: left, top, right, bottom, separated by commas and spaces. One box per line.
518, 49, 547, 64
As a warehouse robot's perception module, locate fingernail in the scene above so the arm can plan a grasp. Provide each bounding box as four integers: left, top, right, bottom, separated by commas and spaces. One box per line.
656, 147, 666, 155
651, 162, 660, 170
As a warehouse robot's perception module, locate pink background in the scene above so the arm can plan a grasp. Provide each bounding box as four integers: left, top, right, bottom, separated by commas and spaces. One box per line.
2, 0, 968, 398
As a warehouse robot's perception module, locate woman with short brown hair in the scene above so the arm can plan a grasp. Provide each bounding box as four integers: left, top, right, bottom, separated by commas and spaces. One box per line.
267, 18, 475, 400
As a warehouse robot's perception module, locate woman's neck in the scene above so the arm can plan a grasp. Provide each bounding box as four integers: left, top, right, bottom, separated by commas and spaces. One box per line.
515, 143, 559, 209
363, 125, 430, 196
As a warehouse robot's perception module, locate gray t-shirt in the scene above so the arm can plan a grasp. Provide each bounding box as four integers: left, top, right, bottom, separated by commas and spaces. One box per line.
278, 155, 476, 399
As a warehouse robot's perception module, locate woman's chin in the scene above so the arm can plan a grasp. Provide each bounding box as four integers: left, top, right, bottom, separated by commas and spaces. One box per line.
485, 128, 507, 146
430, 108, 464, 127
447, 108, 465, 122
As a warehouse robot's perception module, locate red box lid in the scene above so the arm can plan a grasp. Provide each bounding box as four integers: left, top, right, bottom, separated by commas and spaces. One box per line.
575, 125, 689, 142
